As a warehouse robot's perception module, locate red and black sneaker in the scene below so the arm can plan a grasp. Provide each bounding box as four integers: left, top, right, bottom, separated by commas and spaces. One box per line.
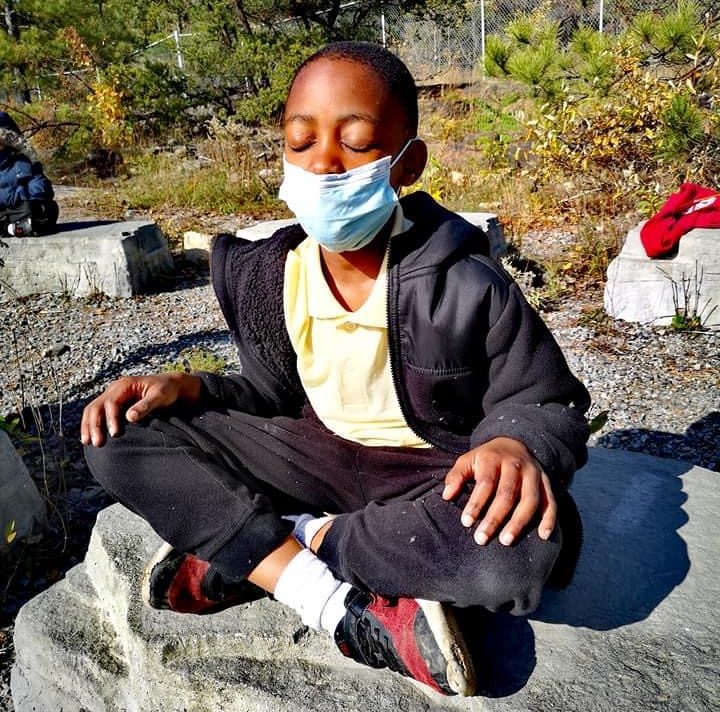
141, 542, 265, 615
334, 588, 476, 696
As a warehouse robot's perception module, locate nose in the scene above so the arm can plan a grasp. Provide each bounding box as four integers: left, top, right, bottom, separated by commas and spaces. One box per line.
306, 138, 346, 175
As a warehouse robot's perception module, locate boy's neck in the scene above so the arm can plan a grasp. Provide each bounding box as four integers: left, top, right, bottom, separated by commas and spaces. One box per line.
319, 230, 390, 313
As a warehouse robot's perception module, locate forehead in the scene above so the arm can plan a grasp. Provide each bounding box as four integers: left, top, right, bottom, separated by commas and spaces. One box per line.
285, 57, 406, 126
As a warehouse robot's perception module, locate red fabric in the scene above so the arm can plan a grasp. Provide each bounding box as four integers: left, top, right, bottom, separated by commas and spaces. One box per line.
167, 555, 217, 614
640, 183, 720, 258
370, 595, 443, 693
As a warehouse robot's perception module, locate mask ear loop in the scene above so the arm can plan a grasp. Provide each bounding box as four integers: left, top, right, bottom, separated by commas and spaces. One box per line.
389, 137, 419, 169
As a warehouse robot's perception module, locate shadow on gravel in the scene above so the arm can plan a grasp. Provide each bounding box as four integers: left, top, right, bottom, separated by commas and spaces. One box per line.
596, 411, 720, 472
67, 328, 235, 403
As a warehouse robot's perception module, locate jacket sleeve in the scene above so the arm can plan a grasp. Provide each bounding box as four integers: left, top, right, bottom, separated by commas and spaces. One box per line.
470, 280, 591, 487
194, 366, 295, 417
27, 161, 54, 201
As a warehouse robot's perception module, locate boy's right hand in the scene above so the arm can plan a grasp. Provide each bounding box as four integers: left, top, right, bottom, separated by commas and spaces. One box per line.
80, 373, 203, 447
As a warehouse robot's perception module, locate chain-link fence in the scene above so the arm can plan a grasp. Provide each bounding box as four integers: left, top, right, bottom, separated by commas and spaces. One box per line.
377, 1, 678, 84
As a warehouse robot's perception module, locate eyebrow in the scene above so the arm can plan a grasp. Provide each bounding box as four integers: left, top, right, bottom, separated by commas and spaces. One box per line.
283, 112, 380, 127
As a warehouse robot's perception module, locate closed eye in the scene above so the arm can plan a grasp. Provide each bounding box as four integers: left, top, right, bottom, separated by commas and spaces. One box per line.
286, 141, 314, 152
342, 142, 378, 153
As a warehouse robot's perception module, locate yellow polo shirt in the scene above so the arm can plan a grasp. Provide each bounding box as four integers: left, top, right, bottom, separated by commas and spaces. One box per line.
283, 209, 429, 447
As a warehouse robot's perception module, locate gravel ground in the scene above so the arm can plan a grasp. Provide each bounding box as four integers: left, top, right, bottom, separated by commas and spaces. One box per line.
0, 230, 718, 709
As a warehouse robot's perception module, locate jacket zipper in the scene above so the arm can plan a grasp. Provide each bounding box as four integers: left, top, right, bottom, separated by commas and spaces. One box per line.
386, 237, 442, 450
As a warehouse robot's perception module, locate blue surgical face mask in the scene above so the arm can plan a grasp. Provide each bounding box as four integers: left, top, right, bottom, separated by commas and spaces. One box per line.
278, 138, 417, 252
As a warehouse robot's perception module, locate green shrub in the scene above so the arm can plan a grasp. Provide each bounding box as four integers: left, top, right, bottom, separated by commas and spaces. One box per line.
162, 348, 227, 375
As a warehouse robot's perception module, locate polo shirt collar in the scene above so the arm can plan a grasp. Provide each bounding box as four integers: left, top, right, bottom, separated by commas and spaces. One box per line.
306, 206, 413, 325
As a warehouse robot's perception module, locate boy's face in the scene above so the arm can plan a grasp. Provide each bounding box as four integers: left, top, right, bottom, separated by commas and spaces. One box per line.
283, 58, 425, 189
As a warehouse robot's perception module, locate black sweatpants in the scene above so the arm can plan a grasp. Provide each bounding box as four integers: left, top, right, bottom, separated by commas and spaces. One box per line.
85, 406, 562, 614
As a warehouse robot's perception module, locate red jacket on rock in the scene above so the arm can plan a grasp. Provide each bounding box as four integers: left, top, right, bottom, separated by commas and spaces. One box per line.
641, 183, 720, 258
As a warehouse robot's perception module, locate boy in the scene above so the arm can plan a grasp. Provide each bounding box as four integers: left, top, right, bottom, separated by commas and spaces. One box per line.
83, 42, 590, 697
0, 111, 58, 237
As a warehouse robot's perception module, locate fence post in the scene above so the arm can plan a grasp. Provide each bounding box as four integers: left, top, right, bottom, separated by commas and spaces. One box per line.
173, 28, 185, 70
480, 0, 486, 78
599, 0, 604, 33
380, 11, 386, 48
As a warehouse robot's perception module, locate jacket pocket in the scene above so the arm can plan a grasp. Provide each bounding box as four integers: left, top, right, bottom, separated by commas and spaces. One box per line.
403, 363, 486, 435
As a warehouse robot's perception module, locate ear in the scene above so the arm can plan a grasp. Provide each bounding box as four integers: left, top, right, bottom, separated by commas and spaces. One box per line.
394, 139, 428, 188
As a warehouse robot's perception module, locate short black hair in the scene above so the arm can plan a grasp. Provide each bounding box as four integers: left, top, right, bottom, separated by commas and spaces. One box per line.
290, 41, 419, 133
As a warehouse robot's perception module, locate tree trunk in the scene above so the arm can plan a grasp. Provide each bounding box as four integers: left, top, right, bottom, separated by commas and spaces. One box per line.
4, 2, 18, 38
229, 0, 254, 35
3, 2, 31, 104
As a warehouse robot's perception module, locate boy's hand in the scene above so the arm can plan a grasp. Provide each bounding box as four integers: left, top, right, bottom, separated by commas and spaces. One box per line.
80, 373, 202, 448
442, 437, 556, 546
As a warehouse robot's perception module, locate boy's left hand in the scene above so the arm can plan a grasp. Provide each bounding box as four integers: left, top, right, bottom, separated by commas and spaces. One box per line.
442, 437, 556, 546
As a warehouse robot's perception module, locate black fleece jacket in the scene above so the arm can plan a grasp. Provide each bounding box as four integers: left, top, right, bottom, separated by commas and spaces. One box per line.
199, 192, 591, 487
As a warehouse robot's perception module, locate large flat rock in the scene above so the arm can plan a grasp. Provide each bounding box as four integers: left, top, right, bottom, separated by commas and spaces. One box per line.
0, 429, 46, 553
605, 224, 720, 328
183, 212, 506, 265
0, 220, 174, 300
12, 448, 719, 711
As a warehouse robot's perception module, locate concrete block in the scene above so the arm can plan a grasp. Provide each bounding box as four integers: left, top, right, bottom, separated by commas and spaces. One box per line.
182, 230, 213, 265
0, 429, 46, 553
605, 224, 720, 328
0, 220, 174, 301
234, 213, 506, 258
457, 212, 506, 259
236, 218, 297, 242
11, 447, 719, 711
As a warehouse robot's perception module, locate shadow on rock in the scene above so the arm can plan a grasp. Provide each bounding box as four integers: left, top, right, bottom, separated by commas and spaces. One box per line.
534, 446, 691, 630
54, 220, 119, 232
458, 607, 536, 698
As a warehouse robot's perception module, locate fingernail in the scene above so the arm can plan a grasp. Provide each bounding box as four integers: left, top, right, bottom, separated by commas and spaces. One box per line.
474, 530, 488, 545
500, 532, 514, 546
539, 527, 551, 540
109, 428, 117, 438
442, 486, 451, 500
461, 513, 474, 528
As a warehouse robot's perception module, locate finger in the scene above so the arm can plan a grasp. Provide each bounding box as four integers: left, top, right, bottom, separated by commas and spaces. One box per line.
80, 401, 97, 445
104, 397, 124, 438
474, 459, 522, 545
442, 454, 471, 500
498, 464, 543, 546
460, 452, 499, 528
538, 473, 557, 540
126, 395, 155, 422
83, 401, 108, 448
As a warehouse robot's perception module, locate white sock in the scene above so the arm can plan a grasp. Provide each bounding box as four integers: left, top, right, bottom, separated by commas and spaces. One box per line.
283, 513, 336, 549
273, 548, 351, 633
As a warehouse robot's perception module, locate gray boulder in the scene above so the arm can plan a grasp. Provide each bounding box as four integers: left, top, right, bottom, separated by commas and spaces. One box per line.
12, 447, 719, 711
182, 213, 506, 268
0, 429, 46, 553
605, 224, 720, 329
0, 220, 174, 301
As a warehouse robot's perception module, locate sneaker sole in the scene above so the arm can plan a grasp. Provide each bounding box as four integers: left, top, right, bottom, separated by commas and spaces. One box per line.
417, 599, 477, 696
140, 540, 176, 608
